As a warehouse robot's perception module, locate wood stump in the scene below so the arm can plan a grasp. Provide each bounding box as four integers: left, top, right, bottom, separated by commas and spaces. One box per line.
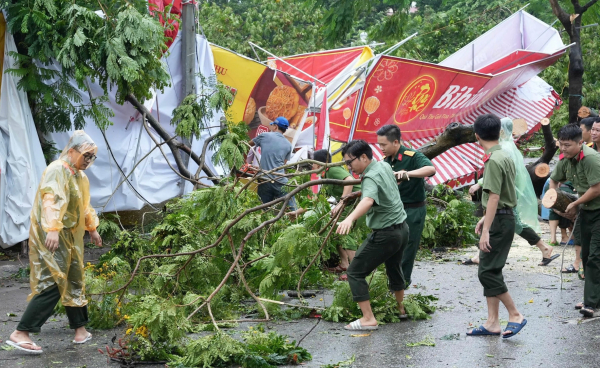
542, 188, 578, 212
512, 118, 528, 136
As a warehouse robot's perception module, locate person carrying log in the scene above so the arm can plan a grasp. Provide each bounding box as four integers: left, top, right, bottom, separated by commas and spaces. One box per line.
376, 125, 436, 289
466, 114, 526, 338
463, 118, 558, 267
549, 124, 600, 317
336, 140, 409, 330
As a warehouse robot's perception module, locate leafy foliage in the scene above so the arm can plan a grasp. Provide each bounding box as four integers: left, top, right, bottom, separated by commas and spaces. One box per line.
2, 0, 171, 133
421, 184, 479, 248
323, 272, 436, 323
96, 214, 122, 243
199, 0, 325, 58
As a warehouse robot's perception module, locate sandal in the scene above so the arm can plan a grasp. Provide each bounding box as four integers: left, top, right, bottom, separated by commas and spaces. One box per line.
73, 332, 92, 344
561, 264, 578, 273
539, 254, 560, 266
5, 340, 43, 354
338, 273, 348, 282
575, 302, 584, 310
580, 306, 600, 318
461, 259, 476, 265
502, 319, 527, 339
467, 325, 500, 336
344, 319, 378, 331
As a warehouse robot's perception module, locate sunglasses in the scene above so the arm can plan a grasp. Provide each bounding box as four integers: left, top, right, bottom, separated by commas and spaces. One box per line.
75, 149, 97, 163
344, 157, 358, 166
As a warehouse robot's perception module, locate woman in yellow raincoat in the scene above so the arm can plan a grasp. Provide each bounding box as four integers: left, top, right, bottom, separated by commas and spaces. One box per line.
7, 131, 102, 354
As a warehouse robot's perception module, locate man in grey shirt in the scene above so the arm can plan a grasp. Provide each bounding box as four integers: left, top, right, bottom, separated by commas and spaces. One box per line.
250, 117, 296, 210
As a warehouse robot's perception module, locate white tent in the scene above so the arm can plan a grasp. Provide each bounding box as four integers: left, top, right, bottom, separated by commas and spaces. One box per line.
0, 13, 46, 248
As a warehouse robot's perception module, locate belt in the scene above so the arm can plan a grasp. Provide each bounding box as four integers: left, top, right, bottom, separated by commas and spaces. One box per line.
375, 222, 405, 232
483, 208, 514, 216
403, 201, 426, 209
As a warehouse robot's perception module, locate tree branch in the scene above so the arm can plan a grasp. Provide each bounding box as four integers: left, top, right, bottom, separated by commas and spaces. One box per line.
581, 0, 599, 13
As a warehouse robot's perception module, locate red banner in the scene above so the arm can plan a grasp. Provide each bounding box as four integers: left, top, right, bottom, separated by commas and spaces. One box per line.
328, 91, 359, 142
268, 47, 371, 85
352, 52, 565, 142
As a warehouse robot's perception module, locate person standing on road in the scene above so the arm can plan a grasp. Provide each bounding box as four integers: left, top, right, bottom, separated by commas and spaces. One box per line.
463, 118, 557, 267
466, 114, 526, 338
337, 140, 409, 331
376, 125, 435, 289
249, 117, 296, 210
7, 131, 102, 354
549, 124, 600, 317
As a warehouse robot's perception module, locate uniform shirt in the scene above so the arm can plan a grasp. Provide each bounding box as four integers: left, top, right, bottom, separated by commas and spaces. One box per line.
383, 146, 434, 203
481, 145, 517, 210
322, 166, 361, 198
550, 144, 600, 210
252, 132, 292, 184
361, 160, 407, 229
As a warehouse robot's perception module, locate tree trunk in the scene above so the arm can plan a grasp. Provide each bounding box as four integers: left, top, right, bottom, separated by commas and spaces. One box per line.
417, 122, 477, 160
542, 188, 578, 212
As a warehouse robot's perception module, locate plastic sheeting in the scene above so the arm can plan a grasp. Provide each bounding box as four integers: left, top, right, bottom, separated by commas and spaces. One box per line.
498, 117, 541, 233
49, 33, 223, 212
28, 132, 99, 306
0, 15, 46, 248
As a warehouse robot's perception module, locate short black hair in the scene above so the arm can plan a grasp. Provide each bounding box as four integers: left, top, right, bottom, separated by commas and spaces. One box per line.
473, 113, 501, 141
313, 149, 331, 164
376, 124, 401, 143
580, 117, 596, 131
558, 123, 583, 142
341, 140, 373, 160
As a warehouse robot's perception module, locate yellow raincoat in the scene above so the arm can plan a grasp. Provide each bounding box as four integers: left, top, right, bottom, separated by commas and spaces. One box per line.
28, 131, 99, 307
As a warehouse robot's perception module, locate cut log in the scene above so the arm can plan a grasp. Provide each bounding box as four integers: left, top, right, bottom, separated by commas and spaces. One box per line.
526, 118, 558, 197
542, 188, 578, 212
531, 162, 550, 178
512, 118, 528, 136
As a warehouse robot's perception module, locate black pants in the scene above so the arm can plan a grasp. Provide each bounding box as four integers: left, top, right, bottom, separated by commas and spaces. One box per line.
580, 209, 600, 308
478, 215, 515, 297
17, 285, 88, 332
347, 222, 409, 302
518, 226, 541, 245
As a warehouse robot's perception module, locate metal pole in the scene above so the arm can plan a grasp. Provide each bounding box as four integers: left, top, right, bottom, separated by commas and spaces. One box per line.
380, 32, 418, 55
180, 0, 196, 192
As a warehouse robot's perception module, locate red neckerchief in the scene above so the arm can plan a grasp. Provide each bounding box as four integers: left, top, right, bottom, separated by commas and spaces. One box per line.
482, 153, 491, 163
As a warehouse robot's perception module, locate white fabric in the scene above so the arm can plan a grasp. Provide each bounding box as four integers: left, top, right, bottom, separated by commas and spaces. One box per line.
439, 10, 565, 72
49, 33, 223, 213
0, 28, 46, 248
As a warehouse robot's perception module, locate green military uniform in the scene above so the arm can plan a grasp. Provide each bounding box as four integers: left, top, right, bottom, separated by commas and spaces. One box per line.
322, 166, 361, 198
384, 145, 434, 289
346, 160, 409, 302
322, 166, 363, 251
478, 145, 517, 297
551, 144, 600, 308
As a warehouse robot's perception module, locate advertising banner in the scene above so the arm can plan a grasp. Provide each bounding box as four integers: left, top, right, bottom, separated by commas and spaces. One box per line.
352, 52, 565, 142
211, 45, 314, 140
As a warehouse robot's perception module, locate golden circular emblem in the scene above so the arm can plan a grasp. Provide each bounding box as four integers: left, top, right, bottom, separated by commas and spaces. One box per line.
394, 75, 436, 125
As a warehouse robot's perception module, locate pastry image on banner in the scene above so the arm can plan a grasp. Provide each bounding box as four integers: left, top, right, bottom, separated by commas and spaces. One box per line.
244, 69, 310, 138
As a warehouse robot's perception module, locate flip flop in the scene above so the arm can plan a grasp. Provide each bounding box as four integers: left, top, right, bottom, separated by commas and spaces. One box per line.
466, 325, 501, 336
575, 302, 584, 310
72, 332, 92, 344
580, 307, 600, 318
338, 273, 348, 282
461, 259, 476, 265
5, 340, 43, 354
561, 264, 578, 273
502, 319, 527, 339
344, 320, 378, 331
539, 254, 560, 266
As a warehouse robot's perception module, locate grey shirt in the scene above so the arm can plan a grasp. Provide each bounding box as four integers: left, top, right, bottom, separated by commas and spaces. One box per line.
252, 132, 292, 184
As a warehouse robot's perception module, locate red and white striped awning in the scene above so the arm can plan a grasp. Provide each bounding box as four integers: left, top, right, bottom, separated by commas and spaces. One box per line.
367, 77, 560, 189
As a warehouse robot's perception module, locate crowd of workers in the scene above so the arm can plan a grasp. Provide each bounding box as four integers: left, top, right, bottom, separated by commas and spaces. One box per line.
7, 112, 600, 352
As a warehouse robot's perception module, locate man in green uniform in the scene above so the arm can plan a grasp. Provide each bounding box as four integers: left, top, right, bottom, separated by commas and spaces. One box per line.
550, 124, 600, 317
377, 125, 436, 289
466, 114, 526, 338
337, 140, 409, 331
